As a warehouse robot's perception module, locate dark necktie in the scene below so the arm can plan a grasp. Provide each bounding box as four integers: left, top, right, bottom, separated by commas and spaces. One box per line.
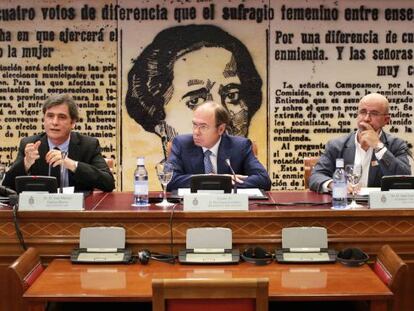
204, 150, 214, 174
50, 147, 61, 187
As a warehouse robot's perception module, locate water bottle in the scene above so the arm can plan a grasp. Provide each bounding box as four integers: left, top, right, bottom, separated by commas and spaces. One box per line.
332, 158, 347, 209
133, 156, 149, 206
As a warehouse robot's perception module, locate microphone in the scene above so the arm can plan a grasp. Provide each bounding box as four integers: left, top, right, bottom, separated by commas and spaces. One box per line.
161, 134, 168, 160
225, 158, 237, 194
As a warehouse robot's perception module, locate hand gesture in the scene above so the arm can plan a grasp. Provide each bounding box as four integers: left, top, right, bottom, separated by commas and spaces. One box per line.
24, 141, 41, 172
45, 149, 65, 168
358, 122, 380, 150
224, 174, 247, 185
45, 149, 77, 172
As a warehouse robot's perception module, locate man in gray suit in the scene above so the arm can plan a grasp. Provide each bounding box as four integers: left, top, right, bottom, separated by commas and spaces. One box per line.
310, 93, 411, 193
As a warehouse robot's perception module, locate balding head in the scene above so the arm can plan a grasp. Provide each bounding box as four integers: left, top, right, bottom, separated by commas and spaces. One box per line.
359, 93, 389, 114
357, 92, 391, 133
194, 101, 230, 128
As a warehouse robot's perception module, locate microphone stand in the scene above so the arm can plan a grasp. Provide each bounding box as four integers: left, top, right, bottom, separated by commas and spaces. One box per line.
225, 159, 237, 194
60, 151, 67, 193
161, 135, 168, 161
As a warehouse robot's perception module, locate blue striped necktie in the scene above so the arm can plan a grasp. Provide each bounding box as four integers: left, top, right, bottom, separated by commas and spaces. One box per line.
204, 150, 214, 174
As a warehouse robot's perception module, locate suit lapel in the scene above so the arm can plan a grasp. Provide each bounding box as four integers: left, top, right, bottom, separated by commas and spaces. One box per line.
67, 133, 80, 185
368, 132, 387, 187
188, 143, 204, 174
217, 135, 231, 174
342, 133, 356, 165
68, 132, 80, 161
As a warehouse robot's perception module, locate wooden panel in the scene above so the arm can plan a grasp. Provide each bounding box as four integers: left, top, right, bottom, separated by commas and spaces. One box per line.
1, 191, 414, 311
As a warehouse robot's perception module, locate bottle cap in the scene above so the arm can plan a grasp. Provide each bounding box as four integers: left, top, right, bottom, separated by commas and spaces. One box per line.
336, 158, 344, 168
136, 156, 145, 166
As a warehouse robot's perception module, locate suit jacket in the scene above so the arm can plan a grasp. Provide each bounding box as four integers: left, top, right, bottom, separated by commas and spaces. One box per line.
3, 132, 115, 192
167, 134, 271, 191
309, 131, 411, 192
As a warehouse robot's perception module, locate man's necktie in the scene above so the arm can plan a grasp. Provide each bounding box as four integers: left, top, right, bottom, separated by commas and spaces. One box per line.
204, 150, 214, 174
50, 147, 61, 187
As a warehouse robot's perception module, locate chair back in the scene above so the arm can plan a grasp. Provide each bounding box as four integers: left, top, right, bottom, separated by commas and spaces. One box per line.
304, 157, 319, 189
7, 247, 46, 311
166, 141, 258, 159
373, 244, 408, 311
152, 278, 268, 311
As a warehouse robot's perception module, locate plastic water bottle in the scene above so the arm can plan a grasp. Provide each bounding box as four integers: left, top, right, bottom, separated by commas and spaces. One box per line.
133, 156, 149, 206
332, 158, 347, 209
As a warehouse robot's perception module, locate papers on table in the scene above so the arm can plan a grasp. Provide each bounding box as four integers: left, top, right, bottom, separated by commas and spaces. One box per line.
358, 187, 381, 196
177, 188, 267, 199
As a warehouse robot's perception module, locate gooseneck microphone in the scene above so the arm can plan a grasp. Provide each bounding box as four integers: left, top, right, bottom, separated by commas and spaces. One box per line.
161, 135, 168, 160
225, 158, 237, 194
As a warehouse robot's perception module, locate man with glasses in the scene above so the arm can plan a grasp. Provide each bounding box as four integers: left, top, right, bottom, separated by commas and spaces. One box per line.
167, 101, 271, 191
310, 92, 411, 193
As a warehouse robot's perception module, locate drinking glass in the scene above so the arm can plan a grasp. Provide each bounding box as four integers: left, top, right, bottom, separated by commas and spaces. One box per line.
155, 160, 174, 208
345, 164, 363, 209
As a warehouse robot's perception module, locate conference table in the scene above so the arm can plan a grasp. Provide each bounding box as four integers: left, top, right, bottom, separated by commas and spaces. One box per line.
23, 259, 392, 311
2, 190, 413, 257
1, 191, 414, 311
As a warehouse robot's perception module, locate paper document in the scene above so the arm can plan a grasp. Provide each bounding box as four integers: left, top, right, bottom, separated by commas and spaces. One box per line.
186, 253, 233, 263
358, 187, 381, 196
77, 252, 125, 262
178, 188, 263, 196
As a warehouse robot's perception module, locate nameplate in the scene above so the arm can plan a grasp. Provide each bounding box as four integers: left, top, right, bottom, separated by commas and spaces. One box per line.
369, 190, 414, 209
19, 193, 84, 211
183, 193, 248, 211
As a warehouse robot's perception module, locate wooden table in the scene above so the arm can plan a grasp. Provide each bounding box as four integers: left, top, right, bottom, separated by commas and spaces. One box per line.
1, 191, 413, 311
24, 259, 392, 311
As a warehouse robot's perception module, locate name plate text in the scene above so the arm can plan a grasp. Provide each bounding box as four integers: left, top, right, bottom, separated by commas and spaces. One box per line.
370, 190, 414, 209
19, 193, 84, 211
183, 193, 248, 211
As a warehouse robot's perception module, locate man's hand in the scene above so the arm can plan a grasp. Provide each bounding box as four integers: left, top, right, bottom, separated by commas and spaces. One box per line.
45, 150, 78, 172
358, 122, 380, 150
224, 174, 247, 185
24, 141, 41, 172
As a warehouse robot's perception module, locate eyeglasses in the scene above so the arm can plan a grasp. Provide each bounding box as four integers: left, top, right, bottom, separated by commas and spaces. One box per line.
358, 110, 388, 118
192, 122, 211, 133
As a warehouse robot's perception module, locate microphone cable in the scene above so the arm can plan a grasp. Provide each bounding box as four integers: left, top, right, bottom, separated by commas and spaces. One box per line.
141, 203, 177, 264
12, 199, 27, 251
167, 203, 178, 264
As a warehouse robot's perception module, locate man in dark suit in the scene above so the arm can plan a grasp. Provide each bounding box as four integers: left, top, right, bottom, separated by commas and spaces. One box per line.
167, 101, 271, 191
3, 94, 115, 192
310, 93, 411, 193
